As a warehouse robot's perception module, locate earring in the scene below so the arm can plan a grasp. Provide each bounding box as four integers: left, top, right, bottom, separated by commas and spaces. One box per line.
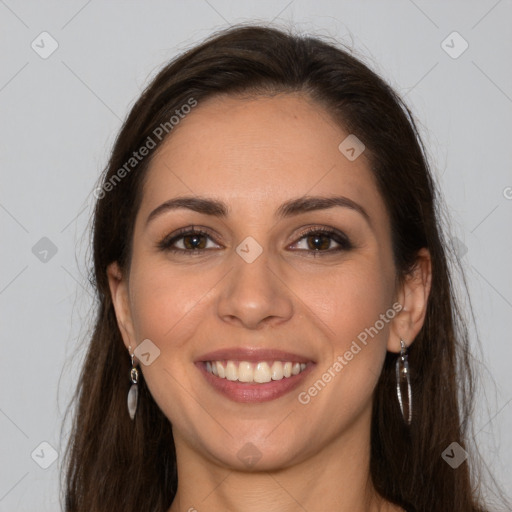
127, 347, 139, 420
396, 339, 412, 426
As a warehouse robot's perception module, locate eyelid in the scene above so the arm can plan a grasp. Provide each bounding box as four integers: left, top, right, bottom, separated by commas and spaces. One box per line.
288, 225, 352, 251
157, 225, 222, 252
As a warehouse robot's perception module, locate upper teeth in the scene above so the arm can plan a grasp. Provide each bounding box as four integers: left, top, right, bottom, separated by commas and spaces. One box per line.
206, 360, 307, 383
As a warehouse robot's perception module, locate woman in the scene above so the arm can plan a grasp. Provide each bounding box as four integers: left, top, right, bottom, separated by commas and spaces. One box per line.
62, 24, 509, 512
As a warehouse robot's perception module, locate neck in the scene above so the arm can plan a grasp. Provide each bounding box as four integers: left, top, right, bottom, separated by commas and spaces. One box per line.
167, 406, 401, 512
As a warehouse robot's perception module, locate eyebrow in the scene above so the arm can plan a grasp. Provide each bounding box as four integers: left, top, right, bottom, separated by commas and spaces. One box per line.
145, 195, 371, 226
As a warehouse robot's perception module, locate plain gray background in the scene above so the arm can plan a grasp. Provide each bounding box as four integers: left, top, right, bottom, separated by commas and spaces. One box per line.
1, 1, 511, 510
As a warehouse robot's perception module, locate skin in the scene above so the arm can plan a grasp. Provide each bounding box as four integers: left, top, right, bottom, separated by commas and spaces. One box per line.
108, 93, 432, 512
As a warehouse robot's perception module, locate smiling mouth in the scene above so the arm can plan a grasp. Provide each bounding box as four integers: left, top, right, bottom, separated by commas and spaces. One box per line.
205, 360, 308, 383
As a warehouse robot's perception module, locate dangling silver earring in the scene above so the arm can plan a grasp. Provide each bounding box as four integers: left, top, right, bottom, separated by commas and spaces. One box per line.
127, 347, 139, 420
396, 339, 412, 426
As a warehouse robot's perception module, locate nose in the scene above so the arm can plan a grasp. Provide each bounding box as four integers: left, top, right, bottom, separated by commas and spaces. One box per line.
216, 247, 294, 330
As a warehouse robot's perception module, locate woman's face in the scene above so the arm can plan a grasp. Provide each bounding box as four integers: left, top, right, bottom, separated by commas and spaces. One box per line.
109, 93, 415, 471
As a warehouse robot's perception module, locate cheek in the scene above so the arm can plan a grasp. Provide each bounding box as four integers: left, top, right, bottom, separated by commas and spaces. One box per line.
296, 257, 395, 406
128, 259, 213, 346
129, 249, 395, 360
126, 262, 212, 424
299, 258, 395, 346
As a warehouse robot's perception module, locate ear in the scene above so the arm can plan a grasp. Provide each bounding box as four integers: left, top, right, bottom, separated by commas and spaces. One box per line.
107, 261, 137, 354
387, 248, 432, 353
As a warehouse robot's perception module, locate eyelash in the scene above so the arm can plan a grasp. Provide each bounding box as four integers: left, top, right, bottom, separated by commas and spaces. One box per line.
157, 225, 353, 257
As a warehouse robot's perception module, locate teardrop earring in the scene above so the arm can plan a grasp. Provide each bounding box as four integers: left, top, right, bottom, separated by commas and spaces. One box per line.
127, 347, 139, 420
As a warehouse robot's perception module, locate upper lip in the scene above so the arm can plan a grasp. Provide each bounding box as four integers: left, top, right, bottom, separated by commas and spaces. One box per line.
196, 348, 314, 364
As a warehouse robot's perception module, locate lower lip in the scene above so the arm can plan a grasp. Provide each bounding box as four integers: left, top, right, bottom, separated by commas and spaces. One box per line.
196, 362, 314, 403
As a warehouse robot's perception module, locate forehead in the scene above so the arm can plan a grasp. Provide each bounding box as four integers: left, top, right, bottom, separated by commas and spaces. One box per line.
139, 93, 387, 224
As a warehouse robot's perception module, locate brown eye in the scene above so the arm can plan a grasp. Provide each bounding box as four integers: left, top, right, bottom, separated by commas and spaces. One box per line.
157, 227, 221, 253
181, 233, 208, 250
290, 227, 352, 254
305, 233, 332, 251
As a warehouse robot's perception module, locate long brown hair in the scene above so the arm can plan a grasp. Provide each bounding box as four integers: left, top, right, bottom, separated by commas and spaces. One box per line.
61, 23, 509, 512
